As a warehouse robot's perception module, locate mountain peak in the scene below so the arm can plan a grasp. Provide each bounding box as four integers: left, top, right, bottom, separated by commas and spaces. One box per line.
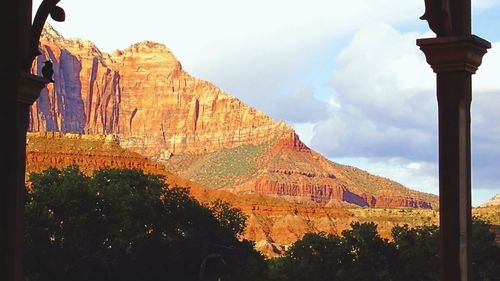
42, 23, 63, 39
121, 41, 180, 68
126, 41, 173, 53
31, 26, 438, 209
481, 194, 500, 207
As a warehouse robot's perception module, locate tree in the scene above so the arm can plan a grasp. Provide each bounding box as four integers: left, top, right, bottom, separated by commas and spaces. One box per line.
272, 219, 500, 281
275, 222, 398, 281
25, 166, 104, 281
340, 222, 398, 281
205, 199, 247, 239
391, 224, 440, 281
25, 166, 265, 281
391, 219, 500, 281
279, 233, 352, 281
471, 217, 500, 281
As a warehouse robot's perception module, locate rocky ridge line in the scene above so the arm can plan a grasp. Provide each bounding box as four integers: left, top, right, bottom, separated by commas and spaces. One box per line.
26, 132, 442, 256
31, 24, 293, 157
29, 25, 438, 208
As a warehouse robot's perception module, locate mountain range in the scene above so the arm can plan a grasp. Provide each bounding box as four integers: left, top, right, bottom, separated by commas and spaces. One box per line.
26, 132, 500, 256
481, 194, 500, 207
26, 132, 443, 256
29, 24, 438, 209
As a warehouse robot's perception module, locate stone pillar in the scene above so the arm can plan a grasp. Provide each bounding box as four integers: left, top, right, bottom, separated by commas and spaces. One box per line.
1, 1, 34, 281
2, 0, 64, 278
418, 35, 490, 281
2, 73, 45, 281
0, 70, 22, 281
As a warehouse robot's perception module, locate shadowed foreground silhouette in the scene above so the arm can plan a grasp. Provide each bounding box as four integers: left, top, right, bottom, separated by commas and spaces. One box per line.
24, 167, 265, 281
24, 167, 500, 281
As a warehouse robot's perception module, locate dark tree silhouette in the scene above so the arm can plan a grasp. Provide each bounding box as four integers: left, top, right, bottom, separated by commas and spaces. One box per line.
24, 166, 266, 281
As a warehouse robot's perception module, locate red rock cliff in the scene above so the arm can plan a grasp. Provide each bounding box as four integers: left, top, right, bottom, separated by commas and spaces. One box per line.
29, 25, 438, 209
25, 133, 443, 257
31, 25, 292, 157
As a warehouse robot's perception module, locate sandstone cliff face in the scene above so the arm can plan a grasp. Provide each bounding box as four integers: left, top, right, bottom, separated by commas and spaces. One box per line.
30, 25, 438, 209
31, 25, 291, 157
27, 134, 500, 256
165, 135, 438, 208
26, 132, 167, 175
29, 133, 500, 257
481, 194, 500, 207
25, 133, 442, 257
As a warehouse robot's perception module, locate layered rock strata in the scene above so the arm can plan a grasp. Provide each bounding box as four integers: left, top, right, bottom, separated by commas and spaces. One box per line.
31, 25, 290, 157
27, 133, 500, 257
25, 133, 441, 257
30, 25, 438, 208
481, 194, 500, 207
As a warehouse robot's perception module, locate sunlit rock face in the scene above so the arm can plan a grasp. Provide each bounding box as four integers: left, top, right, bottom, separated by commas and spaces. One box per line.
31, 25, 291, 157
481, 194, 500, 207
29, 25, 438, 209
26, 132, 446, 257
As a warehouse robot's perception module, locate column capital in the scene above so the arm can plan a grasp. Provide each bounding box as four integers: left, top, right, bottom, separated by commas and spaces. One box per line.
417, 35, 491, 74
17, 72, 48, 105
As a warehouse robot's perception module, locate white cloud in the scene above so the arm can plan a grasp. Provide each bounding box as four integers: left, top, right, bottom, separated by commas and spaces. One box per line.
475, 42, 500, 91
35, 0, 426, 53
33, 0, 499, 203
331, 24, 435, 128
307, 23, 500, 205
474, 0, 500, 10
312, 23, 437, 160
291, 122, 316, 147
472, 44, 500, 199
33, 0, 430, 117
333, 156, 495, 206
263, 87, 329, 123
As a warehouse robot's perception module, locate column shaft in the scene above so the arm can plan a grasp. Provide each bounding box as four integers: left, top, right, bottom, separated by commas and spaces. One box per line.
437, 71, 472, 281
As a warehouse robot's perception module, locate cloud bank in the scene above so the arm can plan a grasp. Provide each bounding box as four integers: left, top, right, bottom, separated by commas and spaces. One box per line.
305, 24, 500, 205
33, 0, 500, 205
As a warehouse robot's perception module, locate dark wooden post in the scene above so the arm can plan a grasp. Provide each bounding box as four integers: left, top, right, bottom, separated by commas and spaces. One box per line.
1, 1, 64, 281
418, 1, 491, 280
1, 2, 34, 281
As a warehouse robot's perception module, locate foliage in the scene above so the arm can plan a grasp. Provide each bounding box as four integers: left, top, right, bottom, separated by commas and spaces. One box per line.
205, 199, 248, 238
270, 220, 500, 281
178, 144, 268, 188
276, 233, 352, 281
471, 217, 500, 281
24, 167, 500, 281
25, 166, 265, 281
340, 222, 398, 281
274, 223, 398, 281
391, 224, 440, 281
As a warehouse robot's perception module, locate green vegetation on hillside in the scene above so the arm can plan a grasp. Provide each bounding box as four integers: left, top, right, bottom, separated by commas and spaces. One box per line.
331, 161, 438, 205
164, 139, 438, 207
168, 144, 268, 188
474, 206, 500, 225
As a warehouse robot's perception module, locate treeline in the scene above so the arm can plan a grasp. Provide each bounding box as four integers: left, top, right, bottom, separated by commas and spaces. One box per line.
268, 220, 499, 281
25, 167, 499, 281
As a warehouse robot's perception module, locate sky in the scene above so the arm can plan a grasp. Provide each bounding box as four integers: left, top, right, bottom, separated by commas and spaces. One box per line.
34, 0, 500, 206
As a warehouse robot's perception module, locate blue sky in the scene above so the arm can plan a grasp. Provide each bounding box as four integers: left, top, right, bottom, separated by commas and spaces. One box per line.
34, 0, 500, 206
